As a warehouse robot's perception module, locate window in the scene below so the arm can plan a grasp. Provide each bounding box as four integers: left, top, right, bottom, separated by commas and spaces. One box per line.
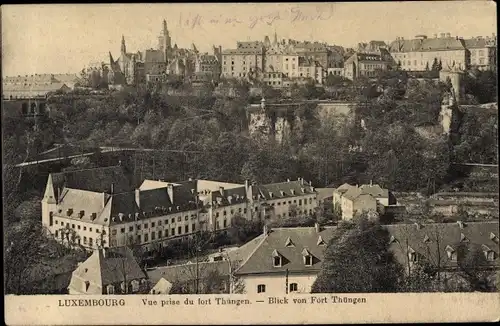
192, 224, 196, 232
144, 234, 149, 242
158, 221, 162, 226
55, 220, 59, 225
89, 237, 93, 246
121, 228, 125, 233
178, 226, 182, 235
223, 220, 227, 228
144, 223, 149, 229
83, 236, 87, 244
171, 218, 175, 224
273, 256, 282, 267
177, 216, 181, 222
171, 228, 175, 236
55, 230, 58, 237
151, 232, 156, 241
485, 251, 496, 261
72, 224, 75, 229
185, 215, 188, 221
77, 225, 81, 230
151, 222, 155, 228
129, 226, 133, 232
106, 284, 115, 294
298, 199, 302, 206
304, 255, 312, 266
185, 225, 189, 233
137, 225, 141, 230
257, 284, 266, 293
96, 229, 100, 233
289, 283, 298, 292
131, 280, 139, 292
165, 229, 169, 237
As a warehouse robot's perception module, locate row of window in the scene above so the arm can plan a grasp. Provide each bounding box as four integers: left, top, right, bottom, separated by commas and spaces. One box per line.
275, 209, 313, 218
55, 220, 99, 233
270, 198, 313, 207
214, 207, 246, 217
136, 223, 197, 243
256, 283, 299, 293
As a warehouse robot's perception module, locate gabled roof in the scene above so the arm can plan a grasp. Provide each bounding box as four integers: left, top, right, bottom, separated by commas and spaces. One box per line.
234, 226, 336, 275
3, 82, 70, 98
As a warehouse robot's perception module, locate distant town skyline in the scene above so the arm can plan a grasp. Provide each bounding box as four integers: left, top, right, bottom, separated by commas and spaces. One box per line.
2, 2, 497, 76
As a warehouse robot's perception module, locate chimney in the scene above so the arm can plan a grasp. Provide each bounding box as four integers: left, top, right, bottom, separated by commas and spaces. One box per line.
219, 187, 225, 197
287, 178, 290, 182
135, 189, 140, 207
167, 184, 174, 204
446, 33, 451, 38
245, 179, 249, 192
457, 221, 465, 229
188, 177, 193, 181
314, 222, 320, 233
370, 180, 373, 186
111, 183, 114, 194
102, 248, 106, 258
414, 222, 421, 230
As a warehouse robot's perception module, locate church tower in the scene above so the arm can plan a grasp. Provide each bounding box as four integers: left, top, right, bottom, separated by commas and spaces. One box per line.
158, 19, 171, 62
121, 35, 127, 54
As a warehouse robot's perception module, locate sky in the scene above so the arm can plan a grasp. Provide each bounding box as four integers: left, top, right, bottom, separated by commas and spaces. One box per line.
2, 2, 497, 76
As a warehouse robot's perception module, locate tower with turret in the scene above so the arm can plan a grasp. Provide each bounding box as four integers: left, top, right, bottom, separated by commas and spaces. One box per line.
158, 19, 172, 62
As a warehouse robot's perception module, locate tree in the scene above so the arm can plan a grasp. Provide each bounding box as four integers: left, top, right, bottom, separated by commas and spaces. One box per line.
456, 244, 497, 292
311, 216, 403, 293
425, 62, 430, 71
431, 58, 439, 71
228, 214, 263, 244
437, 59, 443, 71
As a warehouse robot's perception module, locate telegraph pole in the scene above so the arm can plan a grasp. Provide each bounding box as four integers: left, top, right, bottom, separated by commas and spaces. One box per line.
285, 268, 289, 294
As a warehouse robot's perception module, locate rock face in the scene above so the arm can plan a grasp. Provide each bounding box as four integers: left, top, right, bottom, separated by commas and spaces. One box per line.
247, 100, 357, 142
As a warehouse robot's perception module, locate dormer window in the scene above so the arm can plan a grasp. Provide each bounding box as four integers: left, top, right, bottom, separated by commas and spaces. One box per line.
285, 237, 294, 247
131, 280, 139, 292
280, 191, 285, 197
317, 236, 325, 246
490, 232, 498, 242
269, 192, 274, 198
446, 245, 457, 261
291, 189, 295, 195
83, 281, 90, 293
389, 235, 398, 244
460, 233, 469, 243
482, 245, 496, 261
302, 248, 313, 266
423, 235, 430, 243
272, 250, 282, 267
408, 247, 417, 262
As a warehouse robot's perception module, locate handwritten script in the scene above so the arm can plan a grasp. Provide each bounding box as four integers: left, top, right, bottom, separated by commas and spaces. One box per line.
177, 5, 335, 30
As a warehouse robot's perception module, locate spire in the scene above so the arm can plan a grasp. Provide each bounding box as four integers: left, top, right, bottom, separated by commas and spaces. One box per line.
121, 35, 126, 54
109, 52, 114, 64
273, 30, 278, 45
163, 19, 168, 34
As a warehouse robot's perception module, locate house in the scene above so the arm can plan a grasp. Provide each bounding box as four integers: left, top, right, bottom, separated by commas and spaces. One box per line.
230, 223, 335, 294
147, 260, 231, 294
463, 36, 497, 71
343, 51, 393, 80
333, 183, 399, 220
68, 247, 148, 294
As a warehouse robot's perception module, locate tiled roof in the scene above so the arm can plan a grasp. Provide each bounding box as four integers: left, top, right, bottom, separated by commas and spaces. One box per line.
335, 183, 356, 194
342, 187, 363, 200
57, 188, 106, 222
388, 37, 467, 53
359, 184, 389, 198
69, 247, 146, 293
386, 221, 500, 269
252, 180, 316, 201
51, 165, 133, 194
234, 226, 336, 275
147, 260, 230, 285
222, 48, 264, 55
339, 183, 389, 201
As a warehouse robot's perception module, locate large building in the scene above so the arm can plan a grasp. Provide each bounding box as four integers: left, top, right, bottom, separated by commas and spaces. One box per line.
343, 51, 393, 80
388, 33, 469, 71
41, 166, 319, 251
